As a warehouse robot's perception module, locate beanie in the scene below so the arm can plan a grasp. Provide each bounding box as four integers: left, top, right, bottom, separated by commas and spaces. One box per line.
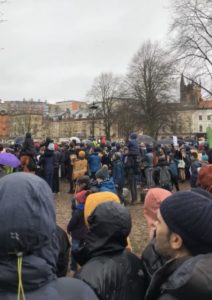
197, 165, 212, 193
95, 165, 109, 180
160, 191, 212, 255
78, 150, 86, 158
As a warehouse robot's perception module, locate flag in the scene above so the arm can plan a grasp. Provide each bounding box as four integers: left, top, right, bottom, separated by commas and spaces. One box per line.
206, 127, 212, 149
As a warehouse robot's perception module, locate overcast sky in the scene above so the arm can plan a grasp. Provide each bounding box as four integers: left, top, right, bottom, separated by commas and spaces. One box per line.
0, 0, 170, 103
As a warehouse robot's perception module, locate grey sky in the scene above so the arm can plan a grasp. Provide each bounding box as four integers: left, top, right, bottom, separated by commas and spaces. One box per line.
0, 0, 170, 102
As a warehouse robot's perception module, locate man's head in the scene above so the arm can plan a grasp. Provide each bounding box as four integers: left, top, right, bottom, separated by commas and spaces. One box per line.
155, 191, 212, 260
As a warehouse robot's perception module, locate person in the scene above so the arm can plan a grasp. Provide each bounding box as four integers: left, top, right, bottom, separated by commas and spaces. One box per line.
144, 191, 212, 300
190, 151, 202, 187
195, 164, 212, 197
20, 132, 37, 172
56, 225, 70, 277
0, 172, 98, 300
67, 176, 90, 274
112, 152, 125, 204
143, 146, 155, 188
143, 188, 172, 240
88, 148, 101, 179
72, 151, 88, 185
95, 165, 117, 193
169, 154, 180, 191
74, 199, 145, 300
128, 133, 139, 156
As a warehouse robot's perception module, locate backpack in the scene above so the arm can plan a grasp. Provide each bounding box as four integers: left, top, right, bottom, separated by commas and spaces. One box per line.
159, 166, 172, 190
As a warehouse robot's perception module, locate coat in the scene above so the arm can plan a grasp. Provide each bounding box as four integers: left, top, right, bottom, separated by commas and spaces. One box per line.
88, 153, 101, 173
145, 253, 212, 300
112, 159, 125, 187
74, 201, 145, 300
0, 173, 98, 300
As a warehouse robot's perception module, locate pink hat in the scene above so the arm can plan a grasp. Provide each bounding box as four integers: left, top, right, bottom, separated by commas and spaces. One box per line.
144, 188, 172, 239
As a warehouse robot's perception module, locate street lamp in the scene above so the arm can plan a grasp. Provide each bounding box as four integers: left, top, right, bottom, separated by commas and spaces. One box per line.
89, 101, 98, 140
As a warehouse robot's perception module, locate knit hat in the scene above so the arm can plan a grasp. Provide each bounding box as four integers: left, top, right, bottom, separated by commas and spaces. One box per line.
197, 165, 212, 193
160, 191, 212, 255
95, 165, 109, 180
78, 150, 86, 158
144, 188, 172, 239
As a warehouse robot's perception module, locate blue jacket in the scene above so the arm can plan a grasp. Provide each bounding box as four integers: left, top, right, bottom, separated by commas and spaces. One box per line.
98, 177, 117, 194
88, 153, 101, 173
112, 159, 125, 187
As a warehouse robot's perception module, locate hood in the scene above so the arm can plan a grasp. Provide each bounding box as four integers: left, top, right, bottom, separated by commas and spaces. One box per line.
75, 201, 131, 265
144, 188, 171, 239
130, 133, 137, 139
99, 177, 116, 193
84, 191, 120, 227
0, 173, 58, 291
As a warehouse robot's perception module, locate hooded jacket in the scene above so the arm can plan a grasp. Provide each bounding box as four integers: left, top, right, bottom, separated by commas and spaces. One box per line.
0, 173, 98, 300
143, 188, 172, 239
74, 201, 144, 300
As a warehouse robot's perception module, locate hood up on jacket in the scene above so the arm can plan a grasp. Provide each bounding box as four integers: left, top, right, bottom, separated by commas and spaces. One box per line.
144, 188, 172, 239
74, 201, 131, 265
0, 172, 59, 292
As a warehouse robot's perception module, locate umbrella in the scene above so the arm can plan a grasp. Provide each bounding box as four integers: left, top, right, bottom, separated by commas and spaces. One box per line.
14, 136, 25, 145
0, 153, 21, 168
137, 135, 155, 144
70, 137, 81, 144
82, 139, 92, 145
157, 138, 174, 145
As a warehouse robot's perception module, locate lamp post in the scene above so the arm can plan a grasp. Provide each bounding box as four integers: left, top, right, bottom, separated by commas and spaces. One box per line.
89, 101, 98, 140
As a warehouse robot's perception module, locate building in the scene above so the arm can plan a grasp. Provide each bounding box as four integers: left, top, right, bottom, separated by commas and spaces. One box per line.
0, 110, 10, 140
55, 100, 87, 113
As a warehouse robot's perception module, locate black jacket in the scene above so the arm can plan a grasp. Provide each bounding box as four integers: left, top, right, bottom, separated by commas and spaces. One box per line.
145, 254, 212, 300
56, 225, 70, 277
67, 208, 87, 240
74, 201, 144, 300
141, 240, 166, 295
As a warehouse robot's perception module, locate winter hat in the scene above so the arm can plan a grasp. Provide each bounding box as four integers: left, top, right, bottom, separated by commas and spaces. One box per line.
130, 133, 137, 139
144, 188, 172, 239
78, 150, 86, 158
95, 165, 109, 180
160, 191, 212, 255
197, 165, 212, 193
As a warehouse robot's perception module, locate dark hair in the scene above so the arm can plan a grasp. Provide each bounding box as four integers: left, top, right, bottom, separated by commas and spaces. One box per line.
0, 144, 3, 152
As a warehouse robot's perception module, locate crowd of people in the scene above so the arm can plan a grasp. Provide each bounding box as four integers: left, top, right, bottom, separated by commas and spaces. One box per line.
0, 132, 212, 299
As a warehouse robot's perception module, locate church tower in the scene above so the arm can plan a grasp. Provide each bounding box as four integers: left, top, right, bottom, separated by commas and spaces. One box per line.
180, 74, 201, 107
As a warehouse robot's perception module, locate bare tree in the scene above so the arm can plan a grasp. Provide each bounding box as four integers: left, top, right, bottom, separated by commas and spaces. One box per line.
126, 41, 175, 139
88, 73, 121, 140
113, 98, 140, 140
170, 0, 212, 96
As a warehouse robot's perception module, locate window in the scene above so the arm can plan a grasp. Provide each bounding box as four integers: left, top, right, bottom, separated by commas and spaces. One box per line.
199, 125, 203, 132
207, 115, 211, 120
199, 115, 202, 120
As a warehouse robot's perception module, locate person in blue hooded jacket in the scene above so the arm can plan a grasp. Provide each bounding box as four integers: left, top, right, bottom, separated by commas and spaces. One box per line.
88, 148, 101, 179
0, 172, 98, 300
95, 165, 117, 194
